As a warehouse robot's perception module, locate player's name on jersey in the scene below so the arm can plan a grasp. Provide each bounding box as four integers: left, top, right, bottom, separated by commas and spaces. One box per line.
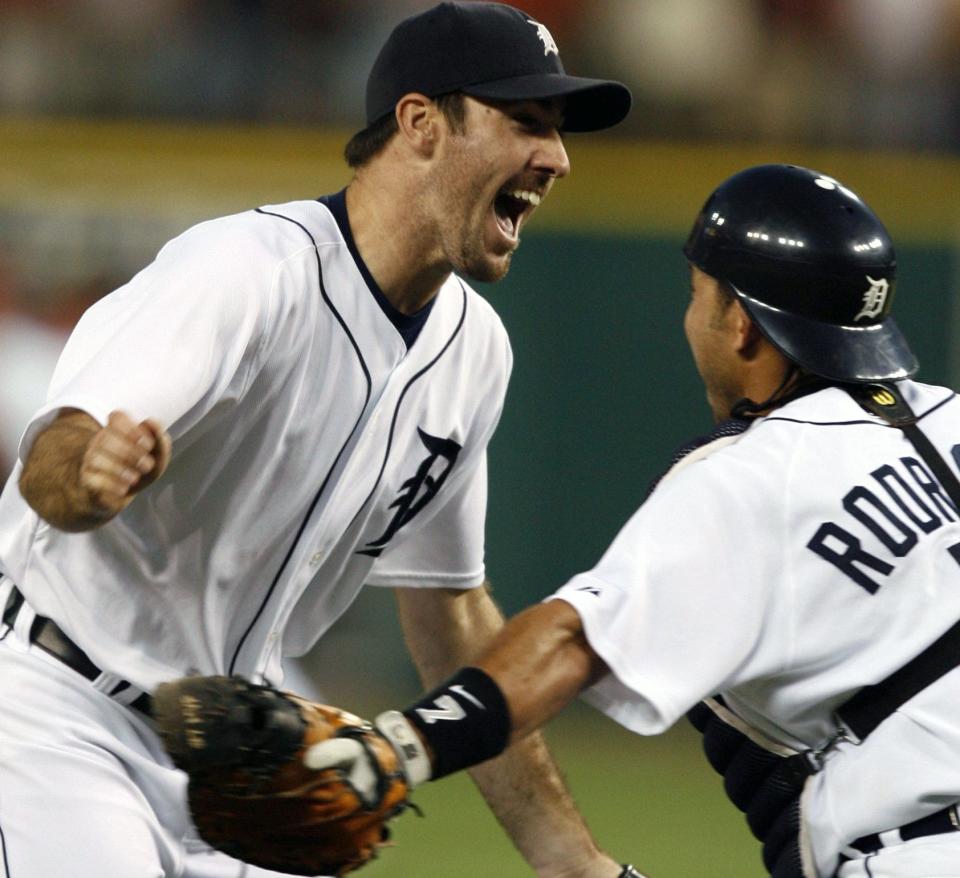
807, 449, 960, 594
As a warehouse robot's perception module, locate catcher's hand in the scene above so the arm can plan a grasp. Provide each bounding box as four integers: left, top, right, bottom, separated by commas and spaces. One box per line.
153, 675, 412, 877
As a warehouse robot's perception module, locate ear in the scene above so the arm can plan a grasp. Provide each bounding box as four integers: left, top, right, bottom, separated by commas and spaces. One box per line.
395, 93, 441, 157
732, 300, 765, 358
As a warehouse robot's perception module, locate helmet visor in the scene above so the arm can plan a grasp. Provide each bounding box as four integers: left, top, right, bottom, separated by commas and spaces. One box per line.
736, 289, 919, 383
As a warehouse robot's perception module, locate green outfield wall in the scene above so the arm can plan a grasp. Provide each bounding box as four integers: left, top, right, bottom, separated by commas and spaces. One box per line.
482, 233, 957, 613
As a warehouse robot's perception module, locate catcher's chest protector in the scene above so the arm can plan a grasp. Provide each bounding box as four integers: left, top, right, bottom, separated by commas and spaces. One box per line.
688, 699, 819, 878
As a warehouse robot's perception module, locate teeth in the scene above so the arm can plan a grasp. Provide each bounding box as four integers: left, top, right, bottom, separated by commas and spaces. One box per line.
503, 189, 542, 207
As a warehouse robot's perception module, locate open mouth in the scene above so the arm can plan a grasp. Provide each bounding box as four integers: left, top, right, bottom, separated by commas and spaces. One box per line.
493, 187, 542, 240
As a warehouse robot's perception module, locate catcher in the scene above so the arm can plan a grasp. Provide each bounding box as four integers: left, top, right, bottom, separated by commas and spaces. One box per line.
157, 165, 960, 878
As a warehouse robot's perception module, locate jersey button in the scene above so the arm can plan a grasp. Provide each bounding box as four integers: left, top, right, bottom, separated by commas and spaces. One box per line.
308, 551, 323, 568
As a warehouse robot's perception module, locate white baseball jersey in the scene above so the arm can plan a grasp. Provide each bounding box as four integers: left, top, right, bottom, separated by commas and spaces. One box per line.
554, 381, 960, 875
0, 193, 512, 690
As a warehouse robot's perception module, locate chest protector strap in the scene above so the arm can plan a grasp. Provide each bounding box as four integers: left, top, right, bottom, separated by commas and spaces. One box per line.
689, 382, 960, 877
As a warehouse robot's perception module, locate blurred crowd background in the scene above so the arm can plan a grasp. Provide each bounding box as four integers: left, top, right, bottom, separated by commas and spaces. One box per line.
4, 0, 960, 148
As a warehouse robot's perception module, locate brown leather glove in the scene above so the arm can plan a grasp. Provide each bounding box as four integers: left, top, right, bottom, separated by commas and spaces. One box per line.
153, 675, 411, 877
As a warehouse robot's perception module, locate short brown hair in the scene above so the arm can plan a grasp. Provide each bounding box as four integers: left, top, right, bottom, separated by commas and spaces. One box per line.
344, 92, 468, 169
717, 278, 738, 306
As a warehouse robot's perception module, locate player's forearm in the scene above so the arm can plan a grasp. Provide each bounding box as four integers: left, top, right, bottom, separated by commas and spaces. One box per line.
396, 587, 592, 737
394, 582, 503, 684
467, 731, 620, 877
397, 588, 615, 876
19, 411, 112, 531
475, 599, 606, 741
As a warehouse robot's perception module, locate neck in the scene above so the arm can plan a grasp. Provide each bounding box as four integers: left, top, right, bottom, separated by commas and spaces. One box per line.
346, 172, 451, 315
732, 366, 832, 419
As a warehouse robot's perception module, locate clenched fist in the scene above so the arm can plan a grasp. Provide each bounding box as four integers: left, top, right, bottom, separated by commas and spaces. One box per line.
79, 410, 172, 515
20, 408, 172, 532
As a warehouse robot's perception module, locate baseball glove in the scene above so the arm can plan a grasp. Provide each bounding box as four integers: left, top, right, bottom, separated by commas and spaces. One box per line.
152, 675, 411, 877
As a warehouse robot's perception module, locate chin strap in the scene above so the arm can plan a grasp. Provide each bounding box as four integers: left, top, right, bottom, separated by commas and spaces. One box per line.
731, 366, 838, 420
730, 364, 802, 419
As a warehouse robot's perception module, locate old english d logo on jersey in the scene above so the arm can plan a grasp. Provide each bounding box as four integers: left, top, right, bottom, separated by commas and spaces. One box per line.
359, 428, 462, 557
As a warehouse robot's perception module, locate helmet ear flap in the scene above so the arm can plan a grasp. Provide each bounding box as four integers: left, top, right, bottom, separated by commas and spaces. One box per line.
683, 164, 917, 383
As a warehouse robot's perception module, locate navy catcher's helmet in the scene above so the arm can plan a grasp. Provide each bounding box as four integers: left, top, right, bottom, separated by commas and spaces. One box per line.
683, 164, 918, 382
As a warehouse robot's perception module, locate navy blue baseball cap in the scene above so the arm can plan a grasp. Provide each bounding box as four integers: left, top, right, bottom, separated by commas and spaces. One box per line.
365, 1, 632, 133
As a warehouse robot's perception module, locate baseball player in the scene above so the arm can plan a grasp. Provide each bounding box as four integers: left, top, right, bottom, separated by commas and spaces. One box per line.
306, 164, 960, 878
0, 3, 633, 877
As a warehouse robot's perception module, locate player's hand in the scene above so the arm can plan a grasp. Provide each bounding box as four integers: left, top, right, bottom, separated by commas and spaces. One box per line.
79, 410, 172, 517
304, 709, 433, 798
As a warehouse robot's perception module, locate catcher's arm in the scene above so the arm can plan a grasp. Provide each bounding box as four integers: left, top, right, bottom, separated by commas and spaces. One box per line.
396, 586, 619, 878
308, 598, 649, 877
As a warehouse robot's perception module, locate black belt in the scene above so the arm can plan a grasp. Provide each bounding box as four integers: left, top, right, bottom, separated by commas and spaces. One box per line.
2, 585, 152, 715
839, 804, 960, 864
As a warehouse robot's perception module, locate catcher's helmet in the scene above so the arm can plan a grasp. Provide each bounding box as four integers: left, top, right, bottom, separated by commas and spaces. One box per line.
683, 164, 918, 382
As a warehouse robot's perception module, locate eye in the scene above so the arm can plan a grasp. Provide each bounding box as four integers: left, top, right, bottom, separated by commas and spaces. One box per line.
513, 110, 557, 135
514, 113, 540, 130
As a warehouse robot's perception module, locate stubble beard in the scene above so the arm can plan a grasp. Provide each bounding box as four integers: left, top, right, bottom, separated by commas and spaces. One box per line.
458, 248, 512, 283
432, 148, 515, 284
445, 214, 513, 284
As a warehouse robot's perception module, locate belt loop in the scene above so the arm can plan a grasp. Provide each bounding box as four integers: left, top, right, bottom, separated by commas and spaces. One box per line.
878, 828, 903, 848
110, 682, 151, 709
12, 597, 37, 645
90, 671, 126, 695
0, 576, 14, 639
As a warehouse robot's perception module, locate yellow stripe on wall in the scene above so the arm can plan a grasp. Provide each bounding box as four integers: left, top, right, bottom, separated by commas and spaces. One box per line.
3, 117, 960, 243
554, 140, 960, 243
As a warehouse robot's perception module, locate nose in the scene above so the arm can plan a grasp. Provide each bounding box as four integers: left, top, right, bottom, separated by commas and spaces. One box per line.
535, 129, 571, 179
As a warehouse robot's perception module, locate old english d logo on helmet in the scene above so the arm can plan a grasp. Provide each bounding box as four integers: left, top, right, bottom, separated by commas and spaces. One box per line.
854, 276, 890, 322
683, 164, 918, 383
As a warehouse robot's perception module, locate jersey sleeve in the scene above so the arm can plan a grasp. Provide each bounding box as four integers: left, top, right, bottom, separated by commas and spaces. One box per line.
365, 451, 488, 589
18, 214, 282, 460
365, 303, 511, 592
552, 450, 791, 735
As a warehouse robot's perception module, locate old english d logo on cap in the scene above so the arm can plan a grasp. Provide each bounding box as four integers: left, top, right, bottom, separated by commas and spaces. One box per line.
527, 18, 559, 55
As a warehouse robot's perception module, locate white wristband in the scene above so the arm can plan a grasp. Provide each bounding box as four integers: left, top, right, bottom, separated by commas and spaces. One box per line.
375, 710, 433, 788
